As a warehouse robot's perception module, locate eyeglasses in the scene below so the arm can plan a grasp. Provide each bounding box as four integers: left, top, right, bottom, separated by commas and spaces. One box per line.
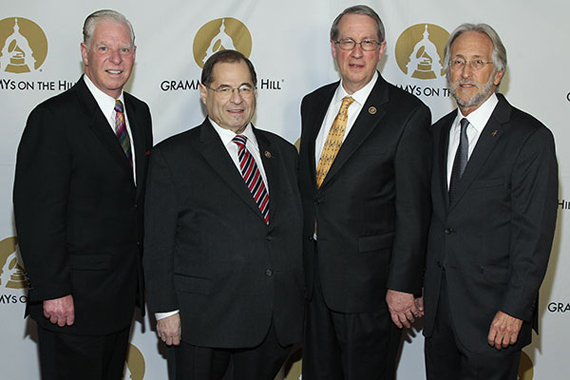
205, 84, 256, 98
335, 38, 381, 51
450, 58, 494, 71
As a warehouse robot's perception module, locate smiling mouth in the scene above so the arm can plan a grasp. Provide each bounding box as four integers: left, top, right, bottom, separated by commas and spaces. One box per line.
106, 70, 123, 75
227, 109, 244, 114
349, 63, 364, 69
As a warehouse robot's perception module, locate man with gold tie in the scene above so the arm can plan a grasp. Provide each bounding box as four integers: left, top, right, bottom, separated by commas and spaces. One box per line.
298, 5, 432, 379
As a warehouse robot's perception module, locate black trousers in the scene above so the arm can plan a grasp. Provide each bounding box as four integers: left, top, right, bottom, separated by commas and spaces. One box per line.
174, 321, 292, 380
37, 325, 130, 380
302, 249, 402, 380
425, 275, 522, 380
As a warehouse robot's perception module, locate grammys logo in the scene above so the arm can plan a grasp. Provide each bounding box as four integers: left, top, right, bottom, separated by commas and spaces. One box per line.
394, 23, 451, 98
124, 343, 145, 380
0, 237, 28, 290
193, 17, 252, 69
0, 17, 48, 73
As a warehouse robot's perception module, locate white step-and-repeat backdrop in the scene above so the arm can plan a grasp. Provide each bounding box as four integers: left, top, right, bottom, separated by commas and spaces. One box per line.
1, 1, 568, 379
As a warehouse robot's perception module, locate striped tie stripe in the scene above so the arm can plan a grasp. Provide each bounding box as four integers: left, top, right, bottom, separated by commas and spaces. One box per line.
114, 100, 133, 166
232, 135, 270, 224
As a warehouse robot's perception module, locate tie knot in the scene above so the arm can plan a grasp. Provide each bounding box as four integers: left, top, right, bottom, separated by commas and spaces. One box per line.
460, 118, 469, 131
340, 96, 355, 111
232, 134, 247, 148
115, 99, 124, 113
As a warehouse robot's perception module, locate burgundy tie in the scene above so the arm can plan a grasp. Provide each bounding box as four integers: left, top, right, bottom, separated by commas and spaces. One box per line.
232, 135, 270, 224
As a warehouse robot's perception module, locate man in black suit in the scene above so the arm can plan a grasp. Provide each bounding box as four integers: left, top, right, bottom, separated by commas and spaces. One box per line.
298, 5, 432, 379
13, 9, 152, 380
423, 23, 558, 379
143, 49, 304, 379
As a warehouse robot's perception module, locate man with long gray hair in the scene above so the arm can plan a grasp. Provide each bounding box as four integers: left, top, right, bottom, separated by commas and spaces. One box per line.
422, 23, 557, 379
14, 9, 152, 379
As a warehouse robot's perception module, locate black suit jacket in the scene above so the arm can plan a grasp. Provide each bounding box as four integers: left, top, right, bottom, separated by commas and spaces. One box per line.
423, 94, 558, 352
13, 76, 153, 335
298, 74, 432, 313
143, 119, 304, 349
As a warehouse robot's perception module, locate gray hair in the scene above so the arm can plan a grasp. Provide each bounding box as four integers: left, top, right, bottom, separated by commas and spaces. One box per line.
330, 5, 385, 43
444, 23, 507, 75
83, 9, 135, 50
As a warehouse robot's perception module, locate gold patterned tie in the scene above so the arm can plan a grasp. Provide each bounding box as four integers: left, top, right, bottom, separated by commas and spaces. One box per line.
315, 96, 355, 188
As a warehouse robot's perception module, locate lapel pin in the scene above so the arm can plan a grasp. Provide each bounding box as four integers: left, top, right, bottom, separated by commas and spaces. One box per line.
264, 151, 272, 158
368, 106, 377, 115
491, 130, 498, 137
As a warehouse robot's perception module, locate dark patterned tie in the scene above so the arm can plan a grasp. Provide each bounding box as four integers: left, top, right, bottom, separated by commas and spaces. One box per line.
114, 100, 133, 166
232, 135, 270, 224
449, 118, 469, 203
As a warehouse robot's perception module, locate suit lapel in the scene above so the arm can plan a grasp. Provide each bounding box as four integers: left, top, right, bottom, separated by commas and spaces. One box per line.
307, 84, 337, 189
319, 75, 389, 189
75, 77, 135, 184
124, 93, 149, 195
256, 128, 281, 224
448, 96, 511, 210
199, 120, 268, 224
435, 113, 454, 214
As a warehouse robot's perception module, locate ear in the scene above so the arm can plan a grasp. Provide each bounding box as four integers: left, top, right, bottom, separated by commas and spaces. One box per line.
80, 42, 89, 66
199, 83, 208, 105
493, 69, 504, 86
377, 41, 387, 61
330, 39, 337, 60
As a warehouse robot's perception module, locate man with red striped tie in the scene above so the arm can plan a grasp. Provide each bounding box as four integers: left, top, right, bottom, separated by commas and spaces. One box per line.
143, 49, 304, 380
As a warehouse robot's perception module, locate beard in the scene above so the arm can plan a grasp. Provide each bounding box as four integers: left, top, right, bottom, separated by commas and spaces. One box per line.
448, 72, 496, 109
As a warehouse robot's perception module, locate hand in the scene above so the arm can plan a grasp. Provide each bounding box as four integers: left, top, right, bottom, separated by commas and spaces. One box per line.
386, 289, 420, 328
43, 294, 75, 327
157, 313, 181, 346
415, 296, 424, 317
487, 311, 523, 350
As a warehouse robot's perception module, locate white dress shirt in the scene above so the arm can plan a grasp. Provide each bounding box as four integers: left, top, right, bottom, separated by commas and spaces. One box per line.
446, 93, 499, 186
83, 75, 137, 184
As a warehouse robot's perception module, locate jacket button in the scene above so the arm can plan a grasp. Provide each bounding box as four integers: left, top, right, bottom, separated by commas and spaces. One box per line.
444, 228, 455, 234
266, 269, 273, 276
266, 235, 273, 241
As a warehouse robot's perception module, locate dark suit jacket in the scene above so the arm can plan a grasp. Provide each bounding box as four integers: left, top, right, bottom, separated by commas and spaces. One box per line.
13, 76, 153, 335
298, 74, 432, 313
423, 94, 558, 352
143, 119, 304, 349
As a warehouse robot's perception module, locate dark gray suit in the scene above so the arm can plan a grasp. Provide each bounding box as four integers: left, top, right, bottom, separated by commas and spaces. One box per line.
424, 94, 558, 377
144, 118, 304, 349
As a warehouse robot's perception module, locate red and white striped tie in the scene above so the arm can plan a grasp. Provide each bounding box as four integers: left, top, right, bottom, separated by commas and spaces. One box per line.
232, 135, 270, 224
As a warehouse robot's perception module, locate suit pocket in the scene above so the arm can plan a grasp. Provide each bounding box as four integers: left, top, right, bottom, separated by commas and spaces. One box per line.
69, 253, 111, 270
471, 178, 504, 189
174, 274, 213, 295
358, 233, 394, 252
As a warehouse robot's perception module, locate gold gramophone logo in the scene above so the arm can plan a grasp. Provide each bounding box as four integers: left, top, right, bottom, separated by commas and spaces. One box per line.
0, 17, 48, 73
193, 17, 252, 69
395, 24, 449, 80
518, 351, 534, 380
124, 343, 145, 380
0, 237, 28, 289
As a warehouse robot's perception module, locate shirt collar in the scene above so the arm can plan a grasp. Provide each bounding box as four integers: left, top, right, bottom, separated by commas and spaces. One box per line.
83, 75, 125, 116
336, 71, 378, 106
208, 118, 259, 151
456, 92, 499, 133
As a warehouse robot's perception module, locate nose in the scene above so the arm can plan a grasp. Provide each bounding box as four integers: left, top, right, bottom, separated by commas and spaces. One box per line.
460, 63, 473, 77
229, 89, 243, 103
109, 49, 123, 64
350, 43, 364, 57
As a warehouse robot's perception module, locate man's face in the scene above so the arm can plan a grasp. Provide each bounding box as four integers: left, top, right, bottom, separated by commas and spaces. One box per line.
448, 31, 503, 115
331, 13, 386, 94
199, 60, 257, 134
81, 19, 136, 99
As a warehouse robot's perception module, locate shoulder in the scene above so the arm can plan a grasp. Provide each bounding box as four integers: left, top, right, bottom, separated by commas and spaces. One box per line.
255, 129, 297, 157
302, 82, 338, 105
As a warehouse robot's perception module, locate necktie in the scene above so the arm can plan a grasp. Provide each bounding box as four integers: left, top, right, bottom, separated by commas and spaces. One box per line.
114, 100, 133, 166
449, 118, 469, 203
315, 96, 355, 188
232, 135, 270, 224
